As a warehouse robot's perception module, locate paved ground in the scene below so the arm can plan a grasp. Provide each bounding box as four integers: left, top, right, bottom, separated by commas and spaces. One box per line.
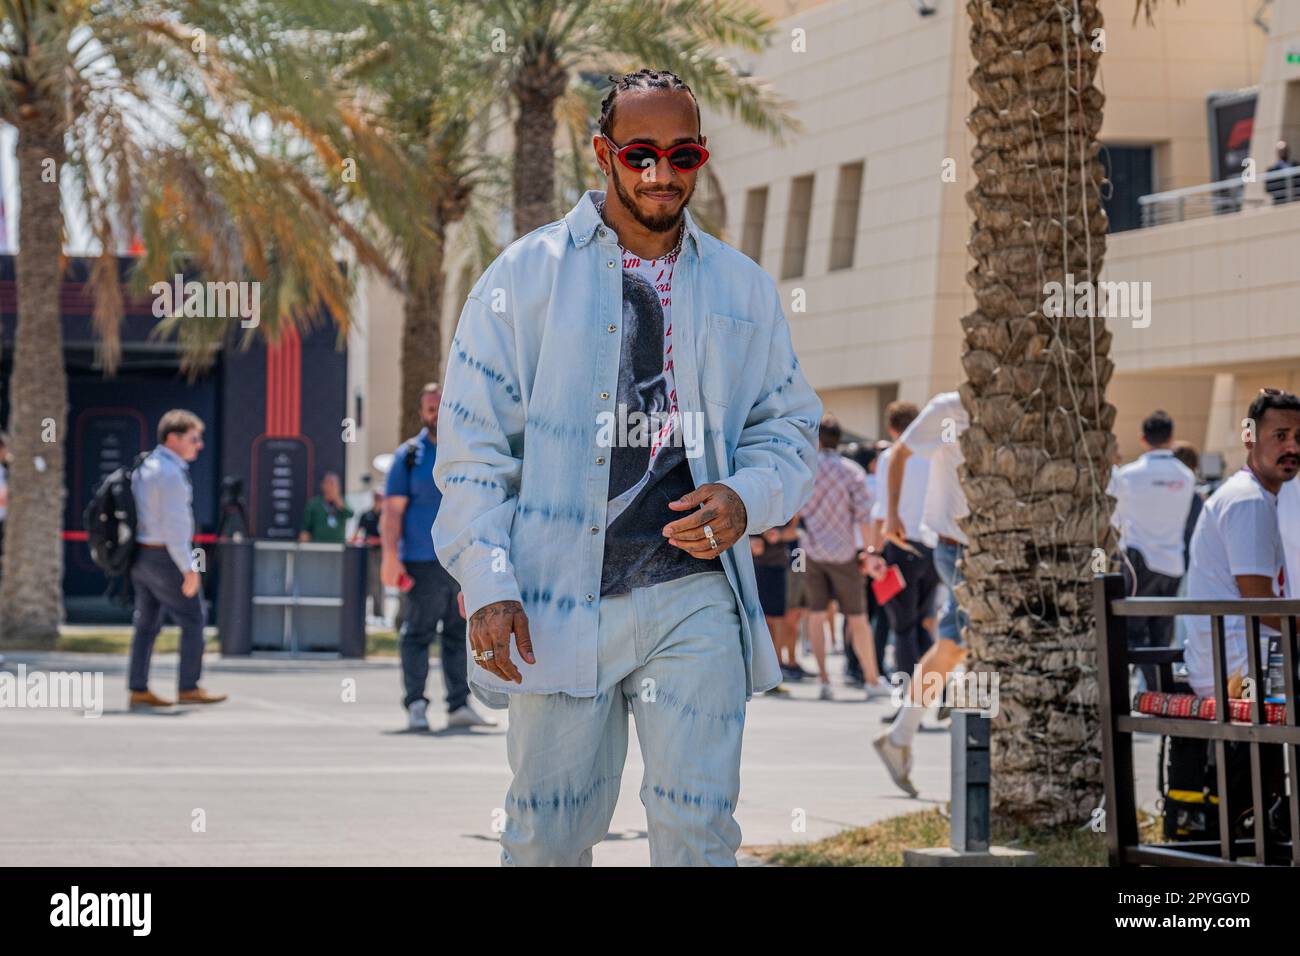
0, 641, 1159, 866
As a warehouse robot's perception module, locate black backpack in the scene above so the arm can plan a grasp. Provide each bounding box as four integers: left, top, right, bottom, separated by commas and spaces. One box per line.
401, 438, 420, 475
84, 451, 149, 577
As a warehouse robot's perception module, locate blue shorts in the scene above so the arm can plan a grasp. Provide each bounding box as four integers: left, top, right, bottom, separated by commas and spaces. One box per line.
932, 540, 967, 645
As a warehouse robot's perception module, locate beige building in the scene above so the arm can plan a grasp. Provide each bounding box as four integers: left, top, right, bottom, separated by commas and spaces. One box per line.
348, 0, 1291, 493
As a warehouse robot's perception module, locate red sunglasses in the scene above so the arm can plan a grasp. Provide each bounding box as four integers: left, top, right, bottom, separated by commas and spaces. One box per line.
602, 135, 710, 173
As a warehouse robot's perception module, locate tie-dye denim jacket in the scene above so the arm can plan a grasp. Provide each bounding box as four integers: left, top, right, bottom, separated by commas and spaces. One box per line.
432, 190, 821, 708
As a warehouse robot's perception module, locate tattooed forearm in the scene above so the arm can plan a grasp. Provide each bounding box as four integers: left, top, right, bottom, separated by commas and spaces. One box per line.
471, 600, 523, 628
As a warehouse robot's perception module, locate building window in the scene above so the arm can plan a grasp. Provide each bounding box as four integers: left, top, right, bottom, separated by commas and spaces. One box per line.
1101, 145, 1154, 233
741, 186, 768, 263
828, 161, 864, 271
781, 174, 815, 279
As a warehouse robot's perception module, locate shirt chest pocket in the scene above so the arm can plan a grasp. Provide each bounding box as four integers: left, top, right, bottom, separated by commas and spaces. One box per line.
699, 312, 757, 407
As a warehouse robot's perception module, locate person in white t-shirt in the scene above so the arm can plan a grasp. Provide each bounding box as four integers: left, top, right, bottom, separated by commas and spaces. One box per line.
1107, 410, 1196, 689
873, 392, 970, 797
865, 402, 935, 696
1184, 390, 1300, 699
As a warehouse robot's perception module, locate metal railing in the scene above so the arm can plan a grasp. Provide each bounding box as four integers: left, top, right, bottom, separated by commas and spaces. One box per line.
1095, 573, 1300, 867
1137, 165, 1300, 227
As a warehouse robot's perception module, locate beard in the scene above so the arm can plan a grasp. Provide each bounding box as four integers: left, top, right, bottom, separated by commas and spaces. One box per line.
611, 170, 694, 233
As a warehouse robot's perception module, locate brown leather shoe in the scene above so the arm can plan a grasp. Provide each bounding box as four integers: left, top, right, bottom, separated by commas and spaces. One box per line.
177, 688, 227, 705
129, 690, 174, 708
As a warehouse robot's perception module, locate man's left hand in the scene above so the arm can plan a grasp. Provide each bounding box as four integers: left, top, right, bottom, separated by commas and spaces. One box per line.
663, 483, 748, 559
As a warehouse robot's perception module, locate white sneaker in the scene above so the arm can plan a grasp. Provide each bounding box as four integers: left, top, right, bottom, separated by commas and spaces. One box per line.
447, 701, 496, 728
819, 682, 833, 701
872, 732, 918, 797
407, 699, 430, 731
864, 676, 894, 700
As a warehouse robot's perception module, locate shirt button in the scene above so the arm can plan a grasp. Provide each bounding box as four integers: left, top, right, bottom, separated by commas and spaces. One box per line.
586, 593, 595, 603
600, 391, 609, 400
590, 526, 599, 534
607, 324, 617, 332
607, 260, 615, 268
599, 228, 609, 239
595, 456, 605, 465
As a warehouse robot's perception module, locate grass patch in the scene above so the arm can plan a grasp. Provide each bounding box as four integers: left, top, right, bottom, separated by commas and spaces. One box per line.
57, 629, 221, 656
7, 628, 404, 658
748, 807, 1164, 867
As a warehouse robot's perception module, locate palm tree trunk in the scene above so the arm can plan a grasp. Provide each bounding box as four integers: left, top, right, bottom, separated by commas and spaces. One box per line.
399, 234, 446, 441
0, 119, 69, 647
511, 54, 568, 237
958, 0, 1117, 827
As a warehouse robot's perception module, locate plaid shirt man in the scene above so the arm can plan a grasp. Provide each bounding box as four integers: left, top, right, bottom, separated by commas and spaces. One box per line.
801, 448, 873, 564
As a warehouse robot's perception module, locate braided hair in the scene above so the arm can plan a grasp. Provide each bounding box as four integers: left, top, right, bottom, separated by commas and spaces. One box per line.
597, 69, 700, 138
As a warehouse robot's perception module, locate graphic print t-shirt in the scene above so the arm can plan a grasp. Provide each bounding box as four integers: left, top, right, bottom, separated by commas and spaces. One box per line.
599, 246, 721, 596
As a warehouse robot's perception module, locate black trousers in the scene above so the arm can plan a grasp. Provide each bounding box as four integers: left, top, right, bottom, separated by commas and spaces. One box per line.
881, 540, 939, 681
128, 548, 206, 692
399, 560, 469, 712
1122, 547, 1181, 690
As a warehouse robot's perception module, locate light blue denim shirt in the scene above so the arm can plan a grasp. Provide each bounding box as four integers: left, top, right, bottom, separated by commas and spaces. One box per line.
134, 444, 195, 575
432, 190, 821, 708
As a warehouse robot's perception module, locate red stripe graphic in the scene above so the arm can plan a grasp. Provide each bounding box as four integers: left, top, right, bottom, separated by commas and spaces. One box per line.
265, 329, 303, 438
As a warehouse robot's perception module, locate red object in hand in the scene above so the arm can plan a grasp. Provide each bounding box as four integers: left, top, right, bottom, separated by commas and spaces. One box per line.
871, 565, 906, 605
398, 572, 415, 593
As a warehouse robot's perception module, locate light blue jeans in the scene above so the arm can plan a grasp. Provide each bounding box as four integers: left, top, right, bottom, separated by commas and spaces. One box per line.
500, 570, 747, 866
932, 540, 967, 644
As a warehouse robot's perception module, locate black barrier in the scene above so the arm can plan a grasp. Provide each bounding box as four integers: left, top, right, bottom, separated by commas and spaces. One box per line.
217, 539, 367, 658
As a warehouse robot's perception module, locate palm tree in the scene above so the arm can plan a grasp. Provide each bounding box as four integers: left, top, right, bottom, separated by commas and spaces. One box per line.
0, 0, 392, 647
476, 0, 796, 237
957, 0, 1176, 827
264, 0, 508, 441
335, 4, 504, 440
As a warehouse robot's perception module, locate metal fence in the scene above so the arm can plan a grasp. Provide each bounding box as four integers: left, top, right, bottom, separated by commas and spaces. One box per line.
1137, 165, 1300, 227
1095, 573, 1300, 866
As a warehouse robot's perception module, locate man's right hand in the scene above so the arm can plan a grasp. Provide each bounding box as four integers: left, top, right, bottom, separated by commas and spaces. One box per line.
182, 570, 201, 598
381, 553, 405, 589
469, 599, 535, 683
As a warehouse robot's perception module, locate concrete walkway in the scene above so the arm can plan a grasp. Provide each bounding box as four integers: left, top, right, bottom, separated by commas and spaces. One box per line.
0, 646, 1159, 865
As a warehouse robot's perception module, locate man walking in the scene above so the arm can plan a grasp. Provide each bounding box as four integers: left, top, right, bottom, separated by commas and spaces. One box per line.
382, 383, 493, 731
800, 415, 890, 701
432, 69, 820, 866
128, 410, 225, 708
874, 391, 969, 796
871, 401, 938, 686
1108, 410, 1196, 689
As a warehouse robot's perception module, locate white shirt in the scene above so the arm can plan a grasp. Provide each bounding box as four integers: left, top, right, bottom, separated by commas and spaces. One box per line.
872, 443, 931, 544
1184, 467, 1288, 698
898, 392, 969, 546
1107, 449, 1197, 578
1279, 478, 1300, 598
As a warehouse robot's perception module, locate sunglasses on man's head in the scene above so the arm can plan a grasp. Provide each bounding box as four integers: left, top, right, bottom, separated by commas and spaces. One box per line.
602, 135, 709, 173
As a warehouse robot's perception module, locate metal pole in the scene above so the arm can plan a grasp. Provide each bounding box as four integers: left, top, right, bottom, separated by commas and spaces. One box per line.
950, 710, 990, 853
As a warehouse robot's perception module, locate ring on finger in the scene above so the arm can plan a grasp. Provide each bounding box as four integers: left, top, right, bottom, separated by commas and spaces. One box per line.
703, 523, 719, 550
